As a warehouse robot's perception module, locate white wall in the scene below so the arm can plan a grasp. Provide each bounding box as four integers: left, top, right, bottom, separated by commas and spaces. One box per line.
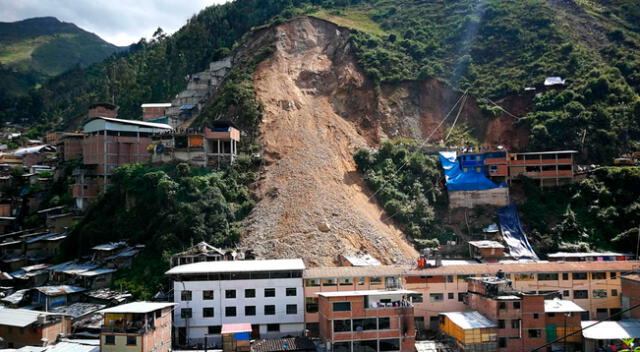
173, 277, 304, 342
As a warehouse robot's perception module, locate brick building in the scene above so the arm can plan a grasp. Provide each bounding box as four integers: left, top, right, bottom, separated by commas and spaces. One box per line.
317, 289, 416, 352
88, 102, 118, 119
0, 308, 71, 348
141, 103, 172, 121
100, 301, 176, 352
55, 132, 84, 162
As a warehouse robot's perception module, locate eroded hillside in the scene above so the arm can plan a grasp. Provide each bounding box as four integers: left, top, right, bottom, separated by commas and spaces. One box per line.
240, 17, 526, 266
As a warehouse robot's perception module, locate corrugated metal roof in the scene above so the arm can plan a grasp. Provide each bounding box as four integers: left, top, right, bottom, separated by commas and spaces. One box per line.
251, 337, 316, 352
441, 311, 497, 330
0, 308, 62, 328
99, 301, 176, 314
468, 240, 505, 249
547, 251, 631, 258
141, 103, 171, 108
91, 241, 127, 251
44, 341, 99, 352
166, 259, 305, 275
83, 117, 171, 133
34, 285, 85, 296
582, 320, 640, 340
76, 268, 116, 277
544, 298, 585, 313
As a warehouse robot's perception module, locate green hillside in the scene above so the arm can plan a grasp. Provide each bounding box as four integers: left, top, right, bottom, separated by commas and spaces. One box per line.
0, 17, 122, 96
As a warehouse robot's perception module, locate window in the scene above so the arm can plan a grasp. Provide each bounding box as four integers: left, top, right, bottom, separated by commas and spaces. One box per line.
225, 290, 236, 299
339, 278, 353, 286
353, 318, 377, 331
306, 322, 319, 335
528, 329, 541, 338
538, 273, 559, 281
533, 313, 539, 319
305, 279, 320, 287
264, 305, 276, 315
514, 273, 534, 281
446, 275, 454, 283
612, 289, 618, 296
593, 289, 608, 299
181, 308, 192, 319
378, 317, 390, 330
105, 335, 115, 345
592, 272, 607, 280
264, 288, 276, 297
458, 292, 467, 302
181, 290, 192, 301
245, 289, 256, 298
447, 292, 454, 299
511, 319, 520, 329
354, 340, 377, 352
429, 293, 444, 302
513, 302, 521, 309
322, 278, 337, 286
457, 275, 472, 283
572, 273, 587, 280
225, 306, 236, 317
208, 326, 222, 334
581, 311, 590, 320
333, 342, 351, 352
357, 277, 365, 285
498, 302, 506, 309
379, 339, 400, 351
203, 290, 214, 300
499, 337, 507, 348
563, 290, 570, 297
245, 306, 256, 316
574, 290, 588, 299
286, 304, 297, 315
548, 313, 556, 317
306, 297, 319, 313
267, 324, 280, 332
370, 277, 382, 285
498, 320, 505, 328
203, 307, 214, 318
126, 336, 137, 346
562, 273, 569, 280
611, 272, 619, 280
333, 302, 351, 312
286, 287, 297, 296
334, 319, 351, 332
409, 293, 423, 303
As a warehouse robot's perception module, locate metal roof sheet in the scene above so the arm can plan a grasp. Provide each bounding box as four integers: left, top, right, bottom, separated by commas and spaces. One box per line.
166, 259, 305, 275
34, 285, 85, 296
544, 298, 586, 313
547, 251, 631, 258
141, 103, 171, 108
76, 268, 116, 277
99, 301, 177, 314
468, 240, 505, 249
44, 341, 99, 352
582, 320, 640, 340
91, 242, 126, 251
0, 308, 62, 328
83, 117, 171, 133
441, 311, 497, 330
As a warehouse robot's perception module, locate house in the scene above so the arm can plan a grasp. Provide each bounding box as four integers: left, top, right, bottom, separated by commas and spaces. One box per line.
317, 289, 416, 352
22, 232, 67, 260
87, 102, 118, 119
91, 242, 127, 262
0, 308, 71, 348
468, 241, 506, 263
170, 241, 230, 267
621, 275, 640, 319
141, 103, 171, 121
30, 285, 86, 311
55, 132, 84, 162
73, 116, 172, 209
507, 150, 578, 187
166, 258, 306, 348
99, 301, 176, 352
547, 251, 633, 262
438, 311, 497, 351
9, 263, 51, 288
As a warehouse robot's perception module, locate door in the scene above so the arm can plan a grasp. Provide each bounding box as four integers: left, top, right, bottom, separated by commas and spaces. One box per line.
251, 324, 260, 339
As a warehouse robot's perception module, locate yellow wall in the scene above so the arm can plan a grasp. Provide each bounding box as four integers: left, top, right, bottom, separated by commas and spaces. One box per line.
101, 335, 141, 352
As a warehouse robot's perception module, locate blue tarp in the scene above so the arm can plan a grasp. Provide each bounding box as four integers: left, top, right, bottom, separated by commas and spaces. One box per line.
497, 204, 538, 260
439, 151, 506, 191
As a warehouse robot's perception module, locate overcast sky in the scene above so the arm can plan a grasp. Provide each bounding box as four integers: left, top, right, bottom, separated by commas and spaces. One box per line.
0, 0, 230, 46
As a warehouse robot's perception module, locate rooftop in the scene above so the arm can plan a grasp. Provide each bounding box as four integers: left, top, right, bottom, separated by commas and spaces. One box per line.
341, 253, 381, 267
83, 116, 172, 133
468, 240, 505, 249
582, 320, 640, 340
99, 301, 177, 314
34, 285, 85, 296
51, 303, 106, 319
547, 251, 632, 258
512, 150, 578, 155
166, 259, 305, 275
440, 311, 498, 330
91, 241, 126, 251
544, 298, 586, 313
141, 103, 171, 108
0, 308, 63, 328
251, 337, 316, 352
317, 289, 417, 297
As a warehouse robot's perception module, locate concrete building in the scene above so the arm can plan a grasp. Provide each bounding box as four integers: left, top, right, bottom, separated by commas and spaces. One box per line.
166, 259, 306, 348
621, 275, 640, 319
0, 308, 71, 348
467, 241, 506, 263
317, 289, 416, 352
100, 301, 176, 352
73, 116, 172, 209
508, 150, 578, 187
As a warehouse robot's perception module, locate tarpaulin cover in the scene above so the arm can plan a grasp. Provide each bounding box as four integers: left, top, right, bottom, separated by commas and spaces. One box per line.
439, 152, 506, 191
498, 204, 539, 260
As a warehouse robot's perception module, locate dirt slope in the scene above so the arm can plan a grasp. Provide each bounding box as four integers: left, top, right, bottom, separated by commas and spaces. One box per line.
240, 17, 527, 266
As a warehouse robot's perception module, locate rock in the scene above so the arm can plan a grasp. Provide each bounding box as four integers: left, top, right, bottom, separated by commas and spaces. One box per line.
317, 220, 331, 232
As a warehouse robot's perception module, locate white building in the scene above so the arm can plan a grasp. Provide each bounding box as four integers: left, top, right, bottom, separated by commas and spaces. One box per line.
166, 258, 306, 348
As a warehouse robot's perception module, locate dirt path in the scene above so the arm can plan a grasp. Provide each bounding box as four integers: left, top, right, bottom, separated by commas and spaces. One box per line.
241, 18, 418, 266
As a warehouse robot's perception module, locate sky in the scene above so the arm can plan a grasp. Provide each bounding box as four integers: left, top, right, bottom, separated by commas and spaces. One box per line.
0, 0, 230, 46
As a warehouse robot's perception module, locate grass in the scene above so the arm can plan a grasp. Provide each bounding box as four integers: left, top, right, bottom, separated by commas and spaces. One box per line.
311, 9, 387, 36
0, 36, 54, 64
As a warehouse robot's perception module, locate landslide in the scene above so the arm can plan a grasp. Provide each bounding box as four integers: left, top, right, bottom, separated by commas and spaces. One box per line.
240, 17, 526, 266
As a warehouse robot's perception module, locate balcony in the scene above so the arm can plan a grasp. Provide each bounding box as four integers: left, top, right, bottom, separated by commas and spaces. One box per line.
101, 324, 154, 335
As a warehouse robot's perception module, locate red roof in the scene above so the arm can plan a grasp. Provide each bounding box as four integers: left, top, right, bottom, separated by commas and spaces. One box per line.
222, 323, 252, 334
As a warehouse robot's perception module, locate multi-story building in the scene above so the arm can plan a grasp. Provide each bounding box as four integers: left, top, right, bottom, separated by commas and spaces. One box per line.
508, 150, 577, 187
303, 260, 637, 335
0, 308, 71, 348
166, 259, 306, 348
55, 132, 84, 162
317, 289, 416, 352
73, 116, 172, 209
99, 301, 176, 352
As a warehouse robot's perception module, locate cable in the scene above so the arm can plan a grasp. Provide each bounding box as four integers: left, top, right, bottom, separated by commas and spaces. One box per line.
530, 301, 640, 351
484, 96, 521, 119
444, 92, 469, 141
